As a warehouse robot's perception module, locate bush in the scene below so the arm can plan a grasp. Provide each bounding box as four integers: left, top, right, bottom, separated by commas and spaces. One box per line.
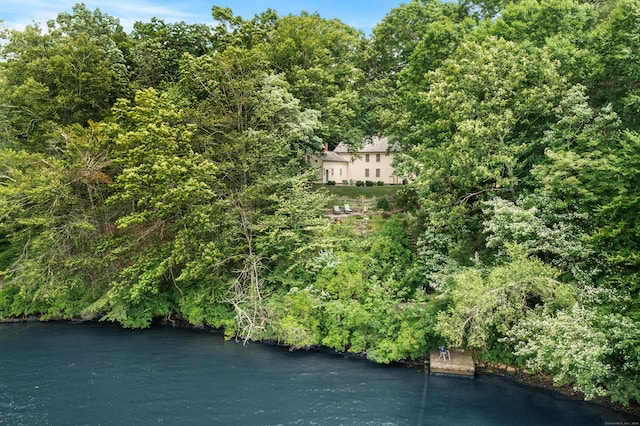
365, 180, 374, 187
355, 180, 365, 187
326, 180, 336, 185
376, 181, 384, 186
377, 196, 390, 210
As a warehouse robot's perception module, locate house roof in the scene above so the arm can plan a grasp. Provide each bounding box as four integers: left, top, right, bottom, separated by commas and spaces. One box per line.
320, 151, 347, 162
333, 136, 399, 153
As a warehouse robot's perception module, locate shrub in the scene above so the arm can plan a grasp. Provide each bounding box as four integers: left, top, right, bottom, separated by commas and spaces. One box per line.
326, 180, 336, 185
365, 180, 374, 187
377, 196, 390, 210
376, 181, 384, 186
355, 180, 365, 187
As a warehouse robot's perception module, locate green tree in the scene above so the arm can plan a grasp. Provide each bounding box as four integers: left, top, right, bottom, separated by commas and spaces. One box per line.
435, 245, 574, 351
210, 6, 279, 51
83, 88, 221, 328
0, 4, 129, 149
179, 46, 327, 338
485, 0, 597, 86
591, 131, 640, 273
129, 19, 213, 89
364, 0, 473, 136
0, 123, 111, 319
367, 0, 466, 78
532, 85, 640, 288
396, 37, 566, 260
600, 313, 640, 405
508, 304, 612, 400
267, 12, 367, 146
268, 286, 323, 349
487, 0, 597, 48
593, 0, 640, 129
51, 3, 129, 76
482, 195, 599, 284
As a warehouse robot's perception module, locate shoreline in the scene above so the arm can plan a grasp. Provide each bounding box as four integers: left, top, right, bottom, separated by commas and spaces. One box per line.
474, 364, 640, 419
2, 315, 639, 418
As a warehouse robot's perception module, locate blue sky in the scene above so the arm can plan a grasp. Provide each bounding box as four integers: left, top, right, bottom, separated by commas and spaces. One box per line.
1, 1, 406, 34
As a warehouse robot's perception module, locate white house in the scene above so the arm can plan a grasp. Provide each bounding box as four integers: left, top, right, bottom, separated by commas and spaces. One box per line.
307, 136, 402, 185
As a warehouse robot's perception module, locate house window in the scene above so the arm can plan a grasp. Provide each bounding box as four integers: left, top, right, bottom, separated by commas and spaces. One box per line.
365, 154, 370, 162
376, 154, 380, 162
365, 168, 369, 177
376, 168, 380, 178
339, 168, 342, 176
331, 168, 334, 176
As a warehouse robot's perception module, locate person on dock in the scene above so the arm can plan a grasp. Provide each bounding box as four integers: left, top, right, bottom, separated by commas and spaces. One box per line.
439, 346, 451, 361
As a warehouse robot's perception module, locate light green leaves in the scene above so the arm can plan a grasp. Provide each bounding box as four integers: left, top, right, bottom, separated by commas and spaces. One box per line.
104, 88, 216, 227
435, 245, 572, 349
507, 304, 611, 400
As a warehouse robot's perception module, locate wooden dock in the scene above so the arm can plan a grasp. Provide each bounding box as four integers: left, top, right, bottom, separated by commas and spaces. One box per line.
429, 350, 475, 378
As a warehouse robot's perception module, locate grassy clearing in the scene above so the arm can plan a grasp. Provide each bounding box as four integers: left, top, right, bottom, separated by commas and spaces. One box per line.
313, 184, 403, 209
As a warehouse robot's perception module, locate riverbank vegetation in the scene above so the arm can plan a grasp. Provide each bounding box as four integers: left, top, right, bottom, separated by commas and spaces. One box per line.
1, 0, 638, 408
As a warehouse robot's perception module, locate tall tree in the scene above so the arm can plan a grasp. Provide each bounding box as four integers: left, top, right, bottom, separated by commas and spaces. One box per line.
396, 37, 566, 259
0, 4, 129, 150
364, 0, 474, 136
367, 0, 467, 79
532, 86, 640, 291
592, 0, 640, 130
179, 46, 327, 338
485, 0, 597, 86
0, 123, 111, 319
267, 12, 367, 146
79, 88, 221, 328
129, 19, 214, 90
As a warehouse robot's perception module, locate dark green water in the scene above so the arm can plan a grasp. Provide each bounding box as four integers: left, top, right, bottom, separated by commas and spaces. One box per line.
0, 322, 637, 425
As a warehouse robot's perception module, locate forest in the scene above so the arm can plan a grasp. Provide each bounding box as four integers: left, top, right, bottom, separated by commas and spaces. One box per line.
1, 0, 638, 407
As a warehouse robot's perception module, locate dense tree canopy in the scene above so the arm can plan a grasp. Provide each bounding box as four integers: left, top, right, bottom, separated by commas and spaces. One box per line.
1, 0, 638, 408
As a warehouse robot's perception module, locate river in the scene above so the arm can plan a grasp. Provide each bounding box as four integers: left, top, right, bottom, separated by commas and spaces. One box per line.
0, 322, 638, 425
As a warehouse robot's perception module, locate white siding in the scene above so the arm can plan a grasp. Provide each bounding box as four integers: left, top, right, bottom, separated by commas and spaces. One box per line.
307, 137, 403, 185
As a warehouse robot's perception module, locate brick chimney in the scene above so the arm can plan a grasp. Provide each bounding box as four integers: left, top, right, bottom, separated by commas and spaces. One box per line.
324, 142, 329, 152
